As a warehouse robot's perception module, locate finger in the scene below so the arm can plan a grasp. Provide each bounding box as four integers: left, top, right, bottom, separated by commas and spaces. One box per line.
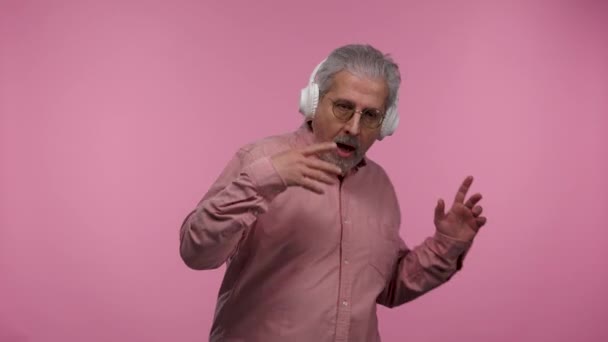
454, 176, 474, 205
464, 193, 483, 209
302, 167, 336, 185
434, 199, 445, 221
298, 177, 325, 194
301, 142, 338, 156
472, 205, 483, 217
303, 157, 342, 175
475, 216, 487, 229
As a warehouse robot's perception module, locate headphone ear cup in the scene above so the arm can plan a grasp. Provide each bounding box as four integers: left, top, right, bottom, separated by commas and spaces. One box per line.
379, 106, 399, 139
379, 94, 400, 139
299, 87, 310, 116
299, 82, 320, 118
299, 59, 326, 119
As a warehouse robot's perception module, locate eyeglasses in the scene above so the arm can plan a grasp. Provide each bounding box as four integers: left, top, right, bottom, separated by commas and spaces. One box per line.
328, 98, 385, 129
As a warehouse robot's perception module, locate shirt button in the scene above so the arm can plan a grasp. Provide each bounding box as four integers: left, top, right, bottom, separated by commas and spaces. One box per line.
344, 219, 351, 224
342, 300, 349, 306
344, 259, 349, 265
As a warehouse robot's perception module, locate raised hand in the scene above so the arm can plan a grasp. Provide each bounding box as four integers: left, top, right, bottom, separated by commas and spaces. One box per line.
270, 142, 343, 194
434, 176, 487, 242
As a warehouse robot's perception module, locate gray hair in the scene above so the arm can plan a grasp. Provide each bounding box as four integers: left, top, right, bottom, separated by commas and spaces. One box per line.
316, 44, 401, 111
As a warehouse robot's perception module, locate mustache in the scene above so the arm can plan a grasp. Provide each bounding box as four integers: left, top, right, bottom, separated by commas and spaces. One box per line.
333, 135, 360, 150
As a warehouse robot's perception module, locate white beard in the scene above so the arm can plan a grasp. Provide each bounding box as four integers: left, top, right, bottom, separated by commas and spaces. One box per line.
319, 150, 363, 175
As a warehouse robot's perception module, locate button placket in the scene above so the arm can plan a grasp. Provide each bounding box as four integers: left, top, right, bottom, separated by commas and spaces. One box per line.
334, 181, 352, 341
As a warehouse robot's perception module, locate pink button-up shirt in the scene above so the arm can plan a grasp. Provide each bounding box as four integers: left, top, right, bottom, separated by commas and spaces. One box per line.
179, 124, 472, 342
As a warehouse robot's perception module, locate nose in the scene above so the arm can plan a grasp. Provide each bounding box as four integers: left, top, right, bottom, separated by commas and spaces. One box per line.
344, 111, 362, 136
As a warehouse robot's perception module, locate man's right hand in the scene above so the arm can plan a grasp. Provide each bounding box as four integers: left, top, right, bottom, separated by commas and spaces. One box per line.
270, 142, 342, 194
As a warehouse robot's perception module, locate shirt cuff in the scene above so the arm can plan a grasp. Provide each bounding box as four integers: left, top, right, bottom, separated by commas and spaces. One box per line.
432, 231, 473, 263
242, 156, 288, 201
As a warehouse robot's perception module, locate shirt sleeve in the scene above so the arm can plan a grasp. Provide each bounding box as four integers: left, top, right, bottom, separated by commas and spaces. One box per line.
179, 148, 287, 270
376, 231, 473, 307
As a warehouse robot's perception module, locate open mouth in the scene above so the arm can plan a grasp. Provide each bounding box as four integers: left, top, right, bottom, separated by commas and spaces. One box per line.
336, 142, 356, 156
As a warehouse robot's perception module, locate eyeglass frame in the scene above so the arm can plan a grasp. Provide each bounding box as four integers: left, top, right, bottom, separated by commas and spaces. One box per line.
324, 97, 386, 129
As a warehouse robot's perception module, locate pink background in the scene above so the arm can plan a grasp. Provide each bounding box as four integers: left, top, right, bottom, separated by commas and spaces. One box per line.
1, 1, 607, 341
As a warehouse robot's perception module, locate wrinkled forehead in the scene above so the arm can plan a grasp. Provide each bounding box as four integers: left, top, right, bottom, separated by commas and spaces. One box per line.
325, 70, 389, 110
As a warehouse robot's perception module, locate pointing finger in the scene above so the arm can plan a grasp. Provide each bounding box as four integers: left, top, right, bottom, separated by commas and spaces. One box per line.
454, 176, 474, 205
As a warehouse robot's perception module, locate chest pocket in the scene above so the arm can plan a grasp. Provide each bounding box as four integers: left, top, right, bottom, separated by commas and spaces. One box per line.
366, 218, 399, 283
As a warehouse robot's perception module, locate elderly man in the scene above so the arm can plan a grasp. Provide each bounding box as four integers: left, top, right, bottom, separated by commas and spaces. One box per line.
179, 44, 487, 342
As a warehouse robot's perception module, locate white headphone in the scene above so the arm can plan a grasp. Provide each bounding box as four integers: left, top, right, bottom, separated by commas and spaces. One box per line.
298, 59, 400, 140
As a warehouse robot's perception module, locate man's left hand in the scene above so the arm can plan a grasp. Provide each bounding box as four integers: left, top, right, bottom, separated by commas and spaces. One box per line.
434, 176, 487, 242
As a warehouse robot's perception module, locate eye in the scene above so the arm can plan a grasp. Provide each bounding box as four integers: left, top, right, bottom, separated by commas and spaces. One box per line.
334, 101, 354, 111
363, 109, 382, 119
